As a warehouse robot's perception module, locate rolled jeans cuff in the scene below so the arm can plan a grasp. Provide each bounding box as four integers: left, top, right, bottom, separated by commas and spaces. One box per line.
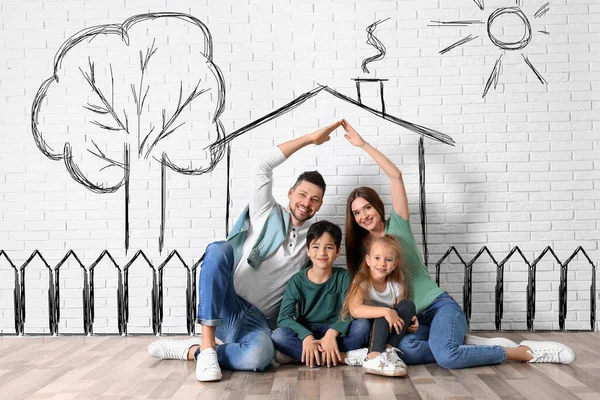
198, 318, 223, 327
498, 345, 507, 362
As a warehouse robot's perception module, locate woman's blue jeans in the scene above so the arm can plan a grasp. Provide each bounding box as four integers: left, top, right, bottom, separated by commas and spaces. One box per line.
194, 241, 274, 371
398, 292, 507, 369
271, 319, 371, 362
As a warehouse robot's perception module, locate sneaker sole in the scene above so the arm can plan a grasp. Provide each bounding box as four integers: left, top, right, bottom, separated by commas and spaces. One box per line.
464, 336, 518, 348
363, 367, 408, 377
197, 374, 222, 382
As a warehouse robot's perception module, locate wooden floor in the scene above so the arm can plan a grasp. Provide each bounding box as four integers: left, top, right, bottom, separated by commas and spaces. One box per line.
0, 332, 599, 399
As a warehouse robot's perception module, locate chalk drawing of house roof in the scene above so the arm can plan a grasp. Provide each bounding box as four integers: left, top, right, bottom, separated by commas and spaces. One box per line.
210, 84, 455, 150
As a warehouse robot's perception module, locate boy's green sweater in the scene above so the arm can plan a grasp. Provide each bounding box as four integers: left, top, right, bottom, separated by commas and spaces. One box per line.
277, 267, 352, 340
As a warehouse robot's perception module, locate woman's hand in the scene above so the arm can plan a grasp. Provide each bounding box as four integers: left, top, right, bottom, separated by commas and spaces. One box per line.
407, 316, 419, 333
302, 335, 321, 368
384, 309, 404, 334
314, 330, 342, 367
341, 119, 366, 147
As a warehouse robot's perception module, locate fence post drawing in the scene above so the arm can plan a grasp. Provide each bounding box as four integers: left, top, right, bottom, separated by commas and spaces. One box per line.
0, 246, 595, 336
0, 251, 21, 334
54, 250, 89, 335
122, 251, 158, 335
88, 251, 123, 335
19, 251, 56, 335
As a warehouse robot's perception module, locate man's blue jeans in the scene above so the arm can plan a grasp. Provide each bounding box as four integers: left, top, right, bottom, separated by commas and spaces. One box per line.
271, 319, 371, 362
398, 292, 507, 369
194, 241, 274, 371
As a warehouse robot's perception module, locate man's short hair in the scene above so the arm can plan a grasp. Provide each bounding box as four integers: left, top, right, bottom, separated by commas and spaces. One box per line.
292, 171, 326, 196
306, 220, 342, 249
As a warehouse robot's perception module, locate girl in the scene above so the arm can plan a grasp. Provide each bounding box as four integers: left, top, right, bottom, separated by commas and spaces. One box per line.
343, 234, 418, 377
341, 119, 576, 369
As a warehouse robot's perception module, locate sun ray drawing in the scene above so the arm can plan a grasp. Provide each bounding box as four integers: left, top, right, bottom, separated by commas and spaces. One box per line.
431, 2, 551, 97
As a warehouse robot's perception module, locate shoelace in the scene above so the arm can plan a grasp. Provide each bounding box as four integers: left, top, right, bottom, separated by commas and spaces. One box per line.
346, 349, 368, 366
164, 347, 184, 360
200, 352, 219, 370
531, 349, 561, 363
386, 347, 405, 366
378, 351, 396, 369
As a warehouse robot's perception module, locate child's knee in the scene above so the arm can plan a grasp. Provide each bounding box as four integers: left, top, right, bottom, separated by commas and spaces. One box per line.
396, 299, 416, 318
351, 318, 372, 335
271, 327, 293, 346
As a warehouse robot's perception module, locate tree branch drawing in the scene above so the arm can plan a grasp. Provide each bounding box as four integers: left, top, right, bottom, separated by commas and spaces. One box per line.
31, 12, 227, 253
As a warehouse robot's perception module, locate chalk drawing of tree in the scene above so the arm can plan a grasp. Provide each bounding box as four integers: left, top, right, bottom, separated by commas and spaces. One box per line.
31, 13, 226, 252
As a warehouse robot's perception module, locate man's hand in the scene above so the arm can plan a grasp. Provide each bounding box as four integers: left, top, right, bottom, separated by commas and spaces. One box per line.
384, 308, 404, 334
407, 316, 419, 333
341, 119, 366, 147
310, 120, 342, 145
302, 335, 321, 368
314, 330, 341, 367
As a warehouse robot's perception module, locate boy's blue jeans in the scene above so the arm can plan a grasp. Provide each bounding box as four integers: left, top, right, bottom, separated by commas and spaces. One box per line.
194, 241, 274, 371
398, 292, 507, 368
271, 319, 371, 362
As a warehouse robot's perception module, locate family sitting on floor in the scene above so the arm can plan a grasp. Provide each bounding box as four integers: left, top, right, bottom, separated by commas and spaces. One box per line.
148, 120, 576, 381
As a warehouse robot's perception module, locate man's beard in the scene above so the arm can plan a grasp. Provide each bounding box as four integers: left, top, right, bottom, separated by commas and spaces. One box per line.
289, 205, 314, 223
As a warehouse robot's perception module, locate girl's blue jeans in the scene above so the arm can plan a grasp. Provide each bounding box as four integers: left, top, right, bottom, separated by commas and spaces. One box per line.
398, 292, 507, 369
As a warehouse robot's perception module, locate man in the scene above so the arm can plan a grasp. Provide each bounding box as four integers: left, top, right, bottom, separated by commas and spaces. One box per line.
148, 121, 353, 381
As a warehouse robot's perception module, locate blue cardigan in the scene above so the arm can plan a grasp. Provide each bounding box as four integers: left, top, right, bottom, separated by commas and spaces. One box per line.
227, 203, 291, 269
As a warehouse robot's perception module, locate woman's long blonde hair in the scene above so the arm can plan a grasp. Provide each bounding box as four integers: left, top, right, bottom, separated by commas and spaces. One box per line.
342, 234, 411, 319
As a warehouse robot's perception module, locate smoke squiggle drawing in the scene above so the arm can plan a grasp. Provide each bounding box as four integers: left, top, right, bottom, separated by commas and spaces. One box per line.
361, 17, 389, 74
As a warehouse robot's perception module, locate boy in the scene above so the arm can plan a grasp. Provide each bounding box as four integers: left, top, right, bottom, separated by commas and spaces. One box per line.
271, 220, 370, 368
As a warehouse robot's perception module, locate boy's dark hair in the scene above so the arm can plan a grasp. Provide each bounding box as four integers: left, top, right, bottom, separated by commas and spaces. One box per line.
292, 171, 326, 196
306, 220, 342, 249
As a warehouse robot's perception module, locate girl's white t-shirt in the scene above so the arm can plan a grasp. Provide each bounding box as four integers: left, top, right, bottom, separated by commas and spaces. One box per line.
366, 281, 403, 308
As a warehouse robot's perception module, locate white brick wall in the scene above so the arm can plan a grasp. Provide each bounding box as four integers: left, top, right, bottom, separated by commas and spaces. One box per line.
0, 0, 598, 334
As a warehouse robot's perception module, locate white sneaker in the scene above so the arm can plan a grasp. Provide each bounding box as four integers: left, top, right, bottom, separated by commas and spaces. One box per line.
464, 334, 518, 348
386, 347, 407, 369
344, 347, 368, 366
147, 337, 201, 360
196, 348, 222, 381
520, 340, 576, 364
363, 352, 407, 377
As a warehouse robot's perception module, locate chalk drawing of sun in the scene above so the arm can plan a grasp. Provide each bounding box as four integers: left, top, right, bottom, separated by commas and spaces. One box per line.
430, 1, 550, 97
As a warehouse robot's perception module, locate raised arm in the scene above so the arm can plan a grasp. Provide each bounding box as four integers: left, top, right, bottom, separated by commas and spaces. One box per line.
277, 120, 342, 158
251, 120, 342, 217
341, 119, 409, 219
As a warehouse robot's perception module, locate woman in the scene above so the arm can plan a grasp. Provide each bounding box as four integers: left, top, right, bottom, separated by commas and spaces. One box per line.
341, 119, 575, 368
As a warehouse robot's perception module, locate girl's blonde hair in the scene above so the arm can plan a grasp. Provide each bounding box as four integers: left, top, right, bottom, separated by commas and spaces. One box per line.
342, 234, 411, 319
